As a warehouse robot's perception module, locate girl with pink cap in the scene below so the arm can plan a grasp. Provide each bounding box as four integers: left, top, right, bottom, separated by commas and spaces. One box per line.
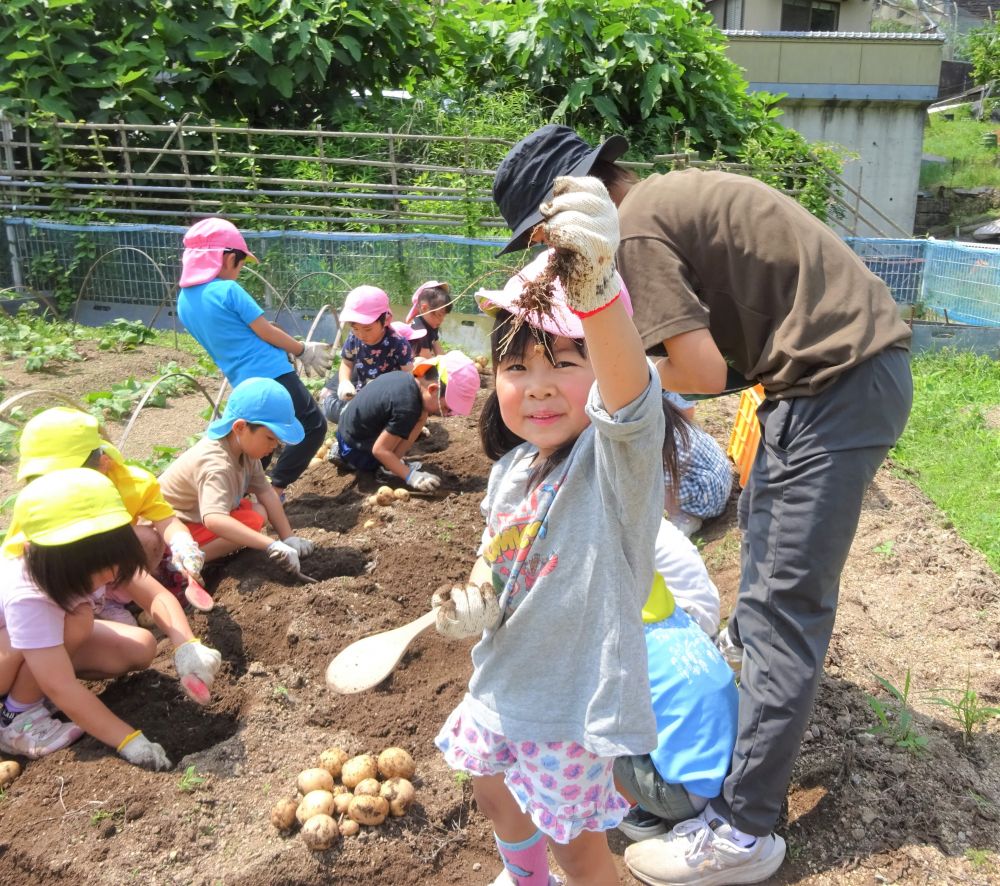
405, 280, 452, 359
430, 178, 675, 886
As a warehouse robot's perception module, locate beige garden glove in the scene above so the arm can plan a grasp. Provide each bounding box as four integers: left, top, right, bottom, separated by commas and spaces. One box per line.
540, 175, 621, 315
432, 582, 502, 640
295, 341, 332, 377
117, 731, 173, 770
337, 378, 356, 401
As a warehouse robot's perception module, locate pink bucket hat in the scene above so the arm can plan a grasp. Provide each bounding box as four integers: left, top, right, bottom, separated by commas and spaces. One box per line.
405, 280, 450, 322
476, 248, 631, 339
179, 218, 258, 288
340, 285, 391, 325
413, 351, 479, 416
390, 321, 427, 342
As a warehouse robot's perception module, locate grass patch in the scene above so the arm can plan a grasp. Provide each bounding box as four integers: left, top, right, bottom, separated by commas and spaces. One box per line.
922, 108, 1000, 189
891, 350, 1000, 572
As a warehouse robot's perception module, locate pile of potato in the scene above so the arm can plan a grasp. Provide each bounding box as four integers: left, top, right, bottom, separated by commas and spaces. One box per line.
270, 747, 417, 852
473, 355, 490, 371
308, 441, 332, 469
367, 485, 410, 507
0, 760, 21, 789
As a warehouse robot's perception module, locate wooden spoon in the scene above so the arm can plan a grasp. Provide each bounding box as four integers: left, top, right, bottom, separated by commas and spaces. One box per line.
325, 609, 438, 694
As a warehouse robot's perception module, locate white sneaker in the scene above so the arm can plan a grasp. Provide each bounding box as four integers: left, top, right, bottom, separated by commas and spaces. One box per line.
715, 627, 743, 676
491, 870, 563, 886
97, 599, 137, 626
624, 812, 786, 886
0, 705, 84, 759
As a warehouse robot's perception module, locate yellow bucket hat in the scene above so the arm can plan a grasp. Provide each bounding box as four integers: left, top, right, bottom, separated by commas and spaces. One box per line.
16, 407, 124, 482
5, 468, 131, 556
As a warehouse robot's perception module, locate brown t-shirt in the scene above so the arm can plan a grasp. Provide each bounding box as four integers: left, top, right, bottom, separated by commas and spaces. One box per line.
617, 169, 911, 398
158, 435, 271, 524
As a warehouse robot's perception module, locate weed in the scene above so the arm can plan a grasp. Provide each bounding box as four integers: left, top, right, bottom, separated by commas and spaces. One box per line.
864, 669, 928, 754
927, 677, 1000, 745
177, 765, 207, 793
702, 530, 741, 572
453, 771, 471, 786
965, 847, 993, 870
272, 684, 289, 700
872, 540, 896, 558
90, 809, 113, 826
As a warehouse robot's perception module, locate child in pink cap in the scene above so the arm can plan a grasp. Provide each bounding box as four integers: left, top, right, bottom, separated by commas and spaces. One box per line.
319, 285, 414, 424
177, 217, 331, 495
405, 280, 452, 359
329, 351, 479, 491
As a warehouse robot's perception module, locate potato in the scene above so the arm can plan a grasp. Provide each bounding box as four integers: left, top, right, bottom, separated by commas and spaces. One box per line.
333, 792, 353, 815
0, 760, 20, 788
375, 490, 394, 506
377, 747, 416, 780
377, 485, 393, 497
296, 790, 335, 825
348, 794, 389, 826
341, 754, 377, 789
332, 785, 350, 797
367, 494, 379, 507
316, 443, 330, 459
393, 488, 410, 502
297, 767, 335, 795
339, 818, 360, 837
318, 748, 349, 779
301, 813, 339, 851
353, 778, 381, 797
363, 519, 376, 529
380, 777, 415, 817
270, 798, 299, 832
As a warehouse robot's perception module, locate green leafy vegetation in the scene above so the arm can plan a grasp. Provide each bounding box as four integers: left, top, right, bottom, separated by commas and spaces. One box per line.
921, 107, 1000, 189
928, 678, 1000, 746
177, 765, 206, 793
0, 307, 85, 372
865, 669, 928, 754
891, 350, 1000, 572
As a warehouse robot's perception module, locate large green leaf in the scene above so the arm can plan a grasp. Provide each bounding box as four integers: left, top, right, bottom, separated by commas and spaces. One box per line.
267, 64, 294, 98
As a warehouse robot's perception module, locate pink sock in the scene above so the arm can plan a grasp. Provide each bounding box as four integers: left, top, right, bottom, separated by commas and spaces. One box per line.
495, 829, 550, 885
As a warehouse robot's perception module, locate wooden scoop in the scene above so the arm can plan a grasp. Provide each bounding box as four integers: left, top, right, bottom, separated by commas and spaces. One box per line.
325, 609, 438, 694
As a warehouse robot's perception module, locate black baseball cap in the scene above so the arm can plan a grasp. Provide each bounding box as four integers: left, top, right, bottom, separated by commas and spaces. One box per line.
492, 124, 629, 255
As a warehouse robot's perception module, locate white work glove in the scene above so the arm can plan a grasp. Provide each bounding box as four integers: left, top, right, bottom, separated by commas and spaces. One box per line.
432, 583, 502, 640
169, 533, 205, 578
281, 535, 315, 558
174, 638, 222, 689
406, 467, 440, 492
266, 539, 301, 574
295, 341, 333, 377
540, 176, 621, 314
337, 378, 356, 401
118, 731, 173, 771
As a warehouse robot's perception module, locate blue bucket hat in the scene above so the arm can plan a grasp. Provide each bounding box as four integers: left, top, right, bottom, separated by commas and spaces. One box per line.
207, 378, 304, 444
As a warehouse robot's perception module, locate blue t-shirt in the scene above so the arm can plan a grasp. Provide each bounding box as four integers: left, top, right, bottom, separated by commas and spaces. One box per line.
177, 279, 293, 387
644, 606, 738, 798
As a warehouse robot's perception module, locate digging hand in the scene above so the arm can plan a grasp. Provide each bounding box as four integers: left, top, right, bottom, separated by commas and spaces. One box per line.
337, 378, 356, 401
174, 638, 222, 690
295, 341, 333, 378
118, 731, 173, 771
540, 176, 621, 315
431, 582, 502, 640
281, 535, 315, 558
266, 539, 301, 575
169, 533, 205, 578
406, 468, 440, 493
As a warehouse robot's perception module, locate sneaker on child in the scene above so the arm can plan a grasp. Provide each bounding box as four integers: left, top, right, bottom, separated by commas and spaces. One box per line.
491, 871, 564, 886
0, 704, 84, 759
624, 810, 786, 886
97, 599, 137, 626
618, 804, 669, 841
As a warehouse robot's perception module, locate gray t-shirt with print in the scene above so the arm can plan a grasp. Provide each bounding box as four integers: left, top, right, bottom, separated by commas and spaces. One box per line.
464, 366, 665, 758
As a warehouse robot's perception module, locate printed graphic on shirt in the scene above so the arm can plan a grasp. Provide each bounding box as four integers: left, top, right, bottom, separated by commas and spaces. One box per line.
342, 331, 412, 390
483, 478, 560, 614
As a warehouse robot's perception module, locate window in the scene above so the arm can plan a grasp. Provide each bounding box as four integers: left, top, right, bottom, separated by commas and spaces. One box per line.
780, 0, 839, 31
706, 0, 743, 29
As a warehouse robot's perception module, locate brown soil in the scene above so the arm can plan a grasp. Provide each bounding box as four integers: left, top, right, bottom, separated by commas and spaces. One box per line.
0, 348, 998, 886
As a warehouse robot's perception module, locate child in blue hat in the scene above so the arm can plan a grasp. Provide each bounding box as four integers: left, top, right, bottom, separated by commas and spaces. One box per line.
159, 378, 316, 586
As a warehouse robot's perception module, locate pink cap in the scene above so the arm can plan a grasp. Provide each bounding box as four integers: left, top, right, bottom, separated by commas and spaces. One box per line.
476, 249, 631, 339
179, 218, 258, 288
413, 351, 479, 416
405, 280, 450, 322
340, 285, 391, 325
390, 321, 427, 342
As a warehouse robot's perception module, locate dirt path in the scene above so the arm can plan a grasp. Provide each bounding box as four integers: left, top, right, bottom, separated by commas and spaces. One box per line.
0, 350, 997, 886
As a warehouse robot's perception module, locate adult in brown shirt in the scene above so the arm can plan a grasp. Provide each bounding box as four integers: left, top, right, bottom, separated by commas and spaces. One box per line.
492, 125, 914, 886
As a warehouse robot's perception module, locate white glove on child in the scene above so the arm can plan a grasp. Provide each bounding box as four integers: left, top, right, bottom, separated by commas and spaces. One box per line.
337, 378, 356, 401
281, 535, 315, 558
406, 468, 440, 493
540, 176, 621, 314
174, 638, 222, 689
118, 732, 173, 771
169, 533, 205, 578
432, 583, 502, 640
266, 539, 301, 574
295, 341, 333, 377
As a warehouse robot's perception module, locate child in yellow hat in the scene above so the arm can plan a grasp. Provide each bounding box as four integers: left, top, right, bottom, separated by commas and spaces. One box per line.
7, 407, 210, 613
0, 469, 219, 766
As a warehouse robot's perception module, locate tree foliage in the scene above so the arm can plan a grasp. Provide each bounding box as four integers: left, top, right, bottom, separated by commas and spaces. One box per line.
0, 0, 431, 124
966, 18, 1000, 87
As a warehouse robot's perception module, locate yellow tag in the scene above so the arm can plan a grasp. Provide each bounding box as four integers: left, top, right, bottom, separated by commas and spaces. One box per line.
642, 572, 676, 624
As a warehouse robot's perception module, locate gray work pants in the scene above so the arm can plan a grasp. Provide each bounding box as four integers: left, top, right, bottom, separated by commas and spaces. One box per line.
716, 347, 913, 835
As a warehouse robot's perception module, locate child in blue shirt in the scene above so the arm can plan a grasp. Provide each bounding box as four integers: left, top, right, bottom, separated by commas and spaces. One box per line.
320, 285, 413, 423
177, 217, 331, 495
